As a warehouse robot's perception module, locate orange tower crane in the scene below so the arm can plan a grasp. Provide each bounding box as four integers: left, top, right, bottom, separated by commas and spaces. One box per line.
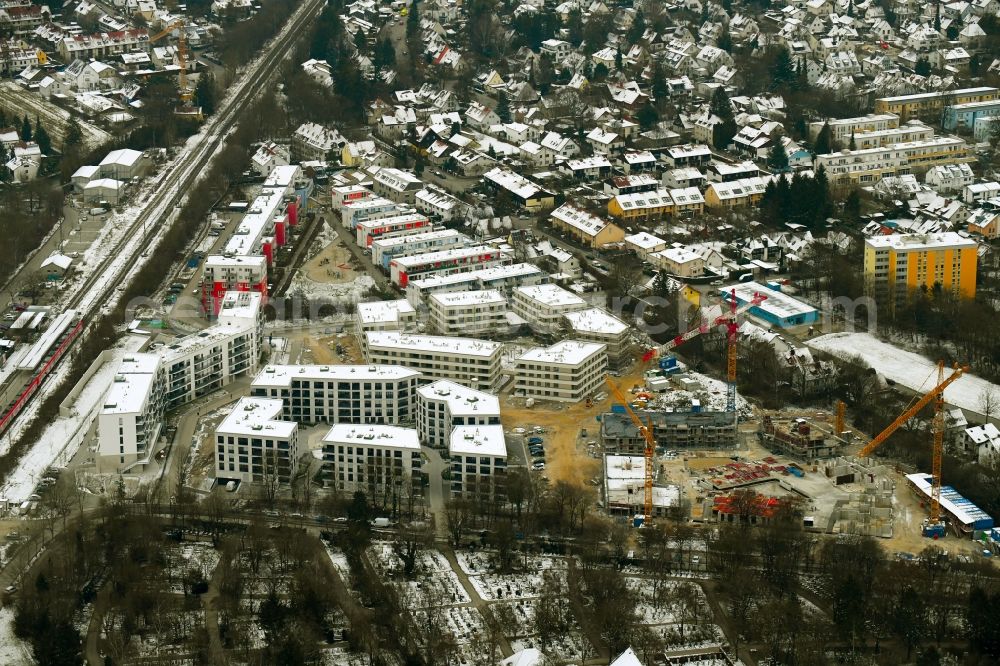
606, 377, 656, 523
857, 361, 967, 532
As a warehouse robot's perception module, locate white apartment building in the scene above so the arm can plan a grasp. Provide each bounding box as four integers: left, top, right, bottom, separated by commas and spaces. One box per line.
450, 425, 507, 496
250, 364, 422, 425
355, 212, 432, 247
814, 137, 973, 186
653, 245, 706, 277
355, 299, 417, 334
389, 245, 510, 288
162, 292, 262, 409
201, 255, 268, 317
405, 262, 546, 306
322, 424, 423, 499
341, 196, 401, 229
216, 397, 299, 485
96, 353, 164, 473
428, 289, 508, 336
563, 308, 633, 368
414, 187, 463, 221
371, 229, 468, 270
416, 380, 501, 449
808, 113, 900, 142
372, 167, 424, 204
512, 284, 588, 336
364, 331, 503, 391
514, 340, 607, 403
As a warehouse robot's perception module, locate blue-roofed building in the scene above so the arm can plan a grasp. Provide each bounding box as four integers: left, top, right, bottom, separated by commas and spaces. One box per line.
722, 281, 819, 328
906, 472, 994, 535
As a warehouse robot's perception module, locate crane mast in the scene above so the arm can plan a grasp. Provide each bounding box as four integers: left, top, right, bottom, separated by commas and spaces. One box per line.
606, 377, 655, 524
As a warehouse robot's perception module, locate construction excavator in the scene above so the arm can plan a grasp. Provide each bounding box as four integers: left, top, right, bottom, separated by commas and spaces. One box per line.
857, 361, 967, 537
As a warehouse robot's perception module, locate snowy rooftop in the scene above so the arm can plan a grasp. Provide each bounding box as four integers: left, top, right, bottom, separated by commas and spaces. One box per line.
409, 262, 543, 290
356, 299, 416, 325
355, 212, 427, 233
563, 307, 628, 335
484, 167, 544, 200
726, 282, 815, 320
99, 147, 143, 168
117, 353, 160, 375
101, 369, 156, 415
624, 231, 666, 250
864, 232, 977, 252
218, 291, 262, 322
372, 229, 462, 250
365, 331, 502, 357
323, 423, 420, 450
449, 424, 507, 458
517, 340, 606, 366
205, 254, 267, 268
516, 283, 586, 308
907, 472, 993, 528
655, 246, 702, 265
430, 289, 506, 308
415, 187, 460, 210
224, 185, 286, 256
417, 379, 500, 417
550, 203, 611, 237
391, 244, 500, 269
252, 364, 421, 388
614, 188, 674, 210
217, 397, 296, 439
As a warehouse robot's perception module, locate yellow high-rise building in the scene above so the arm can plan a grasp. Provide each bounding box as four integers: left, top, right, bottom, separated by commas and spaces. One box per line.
863, 233, 978, 299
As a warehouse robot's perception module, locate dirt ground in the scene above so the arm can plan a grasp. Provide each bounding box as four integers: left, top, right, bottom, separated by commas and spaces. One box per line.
299, 333, 364, 365
302, 231, 360, 284
500, 361, 649, 488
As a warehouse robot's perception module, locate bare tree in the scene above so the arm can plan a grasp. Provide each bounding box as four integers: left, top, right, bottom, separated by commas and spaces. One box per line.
980, 386, 1000, 422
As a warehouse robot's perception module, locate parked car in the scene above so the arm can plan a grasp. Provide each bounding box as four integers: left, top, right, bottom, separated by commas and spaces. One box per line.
528, 436, 544, 445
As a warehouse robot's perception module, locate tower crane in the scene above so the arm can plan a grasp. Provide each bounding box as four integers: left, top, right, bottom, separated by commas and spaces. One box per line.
149, 19, 192, 104
646, 289, 767, 413
606, 376, 656, 524
857, 361, 967, 536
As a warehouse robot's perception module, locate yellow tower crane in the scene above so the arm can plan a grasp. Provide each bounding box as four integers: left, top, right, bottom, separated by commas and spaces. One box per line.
857, 361, 967, 536
149, 20, 192, 104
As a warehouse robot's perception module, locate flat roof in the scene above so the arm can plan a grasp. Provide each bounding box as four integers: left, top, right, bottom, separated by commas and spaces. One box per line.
726, 281, 816, 320
252, 363, 421, 388
408, 262, 543, 290
323, 423, 420, 450
655, 246, 702, 264
515, 283, 586, 308
356, 299, 416, 324
205, 255, 267, 268
864, 232, 978, 252
417, 379, 500, 417
517, 339, 606, 365
372, 229, 463, 250
430, 289, 506, 307
101, 368, 156, 415
624, 232, 666, 250
877, 86, 997, 103
355, 212, 428, 231
365, 331, 503, 357
117, 353, 160, 375
563, 307, 628, 335
450, 424, 507, 457
217, 397, 296, 438
391, 244, 500, 268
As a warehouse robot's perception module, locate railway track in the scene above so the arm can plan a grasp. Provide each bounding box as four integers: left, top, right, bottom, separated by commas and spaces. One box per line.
0, 0, 325, 446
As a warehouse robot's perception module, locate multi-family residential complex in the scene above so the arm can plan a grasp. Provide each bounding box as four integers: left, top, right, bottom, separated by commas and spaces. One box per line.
873, 87, 999, 121
428, 289, 508, 335
355, 212, 432, 247
321, 424, 423, 497
417, 380, 501, 449
414, 187, 463, 221
808, 113, 900, 142
513, 284, 588, 336
215, 397, 299, 485
249, 364, 422, 425
562, 308, 633, 368
814, 136, 973, 186
200, 255, 268, 317
483, 167, 555, 211
449, 425, 507, 496
405, 262, 546, 306
389, 244, 509, 288
96, 353, 164, 473
364, 331, 503, 390
372, 167, 424, 204
162, 292, 263, 409
863, 232, 978, 299
514, 340, 607, 402
371, 229, 468, 270
355, 300, 417, 334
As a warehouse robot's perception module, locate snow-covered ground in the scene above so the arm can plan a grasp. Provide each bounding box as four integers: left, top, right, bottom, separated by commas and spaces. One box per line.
649, 370, 751, 417
0, 607, 32, 665
0, 334, 147, 504
808, 332, 999, 416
